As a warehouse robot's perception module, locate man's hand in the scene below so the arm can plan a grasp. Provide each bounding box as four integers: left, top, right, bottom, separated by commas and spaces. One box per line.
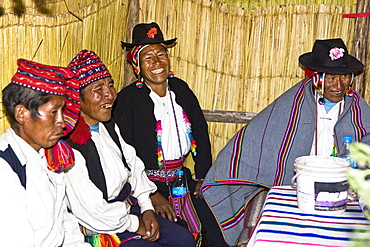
136, 210, 160, 241
194, 180, 204, 199
150, 192, 177, 222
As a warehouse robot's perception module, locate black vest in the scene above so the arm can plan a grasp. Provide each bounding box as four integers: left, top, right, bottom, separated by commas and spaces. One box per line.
0, 144, 26, 189
66, 119, 130, 201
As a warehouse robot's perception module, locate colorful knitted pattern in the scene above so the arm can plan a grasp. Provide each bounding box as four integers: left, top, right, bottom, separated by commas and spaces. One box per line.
312, 73, 324, 96
63, 77, 80, 136
68, 50, 111, 89
11, 59, 80, 173
127, 45, 145, 75
169, 191, 201, 236
11, 59, 74, 96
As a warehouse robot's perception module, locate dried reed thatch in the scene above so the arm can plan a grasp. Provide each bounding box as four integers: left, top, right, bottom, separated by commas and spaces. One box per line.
137, 0, 360, 160
0, 0, 368, 165
0, 0, 130, 130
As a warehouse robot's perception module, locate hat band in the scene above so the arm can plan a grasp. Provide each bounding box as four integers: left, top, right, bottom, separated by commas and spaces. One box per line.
129, 45, 147, 75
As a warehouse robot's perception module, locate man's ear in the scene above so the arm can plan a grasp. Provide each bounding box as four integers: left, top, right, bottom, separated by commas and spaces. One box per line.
14, 105, 28, 125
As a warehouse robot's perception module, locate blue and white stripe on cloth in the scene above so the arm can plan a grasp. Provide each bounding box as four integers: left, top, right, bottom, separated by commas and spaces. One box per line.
248, 186, 370, 247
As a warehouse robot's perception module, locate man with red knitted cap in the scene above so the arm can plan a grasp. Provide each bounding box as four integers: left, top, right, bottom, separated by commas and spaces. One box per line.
65, 50, 195, 246
0, 59, 88, 246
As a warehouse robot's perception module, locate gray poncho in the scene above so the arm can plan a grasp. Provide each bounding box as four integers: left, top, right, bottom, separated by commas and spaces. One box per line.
201, 78, 370, 246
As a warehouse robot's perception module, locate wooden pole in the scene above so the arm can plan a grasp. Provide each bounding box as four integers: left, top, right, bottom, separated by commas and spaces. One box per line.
123, 0, 139, 89
351, 0, 370, 98
202, 110, 257, 124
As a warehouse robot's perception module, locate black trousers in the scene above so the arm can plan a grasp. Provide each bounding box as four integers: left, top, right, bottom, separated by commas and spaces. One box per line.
154, 167, 228, 247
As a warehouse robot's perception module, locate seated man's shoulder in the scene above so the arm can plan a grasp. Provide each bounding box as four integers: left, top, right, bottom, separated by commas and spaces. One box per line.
0, 130, 17, 151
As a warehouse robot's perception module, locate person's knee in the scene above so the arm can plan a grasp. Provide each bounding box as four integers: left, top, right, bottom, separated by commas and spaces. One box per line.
175, 231, 196, 247
157, 215, 196, 246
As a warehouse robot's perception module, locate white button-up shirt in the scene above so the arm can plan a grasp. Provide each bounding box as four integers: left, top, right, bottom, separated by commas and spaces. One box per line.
65, 123, 157, 234
149, 85, 191, 160
0, 128, 88, 247
311, 99, 344, 156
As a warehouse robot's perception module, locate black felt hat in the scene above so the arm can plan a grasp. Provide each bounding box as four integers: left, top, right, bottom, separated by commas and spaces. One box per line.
299, 38, 363, 74
121, 22, 177, 48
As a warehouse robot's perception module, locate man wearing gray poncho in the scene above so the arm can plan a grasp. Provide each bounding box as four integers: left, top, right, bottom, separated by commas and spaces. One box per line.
201, 38, 370, 246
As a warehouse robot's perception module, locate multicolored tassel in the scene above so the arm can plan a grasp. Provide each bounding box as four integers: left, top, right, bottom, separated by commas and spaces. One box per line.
155, 110, 198, 169
183, 110, 197, 156
168, 71, 174, 78
85, 234, 121, 247
45, 139, 75, 173
346, 88, 354, 97
136, 81, 144, 88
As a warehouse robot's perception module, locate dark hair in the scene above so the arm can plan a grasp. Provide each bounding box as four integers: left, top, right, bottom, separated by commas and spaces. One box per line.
2, 83, 55, 126
80, 87, 86, 102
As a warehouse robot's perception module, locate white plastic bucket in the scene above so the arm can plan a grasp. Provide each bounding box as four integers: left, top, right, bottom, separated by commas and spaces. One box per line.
291, 156, 351, 215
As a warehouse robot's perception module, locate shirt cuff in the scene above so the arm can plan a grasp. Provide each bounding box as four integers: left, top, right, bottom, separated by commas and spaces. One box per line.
139, 200, 155, 214
125, 214, 140, 233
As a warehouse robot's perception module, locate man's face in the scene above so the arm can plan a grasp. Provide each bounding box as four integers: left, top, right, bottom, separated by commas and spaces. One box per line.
323, 73, 351, 103
20, 96, 66, 151
139, 44, 170, 86
80, 77, 116, 126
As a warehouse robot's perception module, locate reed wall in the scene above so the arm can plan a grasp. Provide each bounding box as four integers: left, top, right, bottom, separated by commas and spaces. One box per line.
1, 0, 368, 163
0, 0, 129, 129
136, 0, 361, 158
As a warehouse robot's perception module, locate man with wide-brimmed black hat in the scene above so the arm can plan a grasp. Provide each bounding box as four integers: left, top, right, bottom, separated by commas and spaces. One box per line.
201, 38, 370, 246
114, 22, 227, 246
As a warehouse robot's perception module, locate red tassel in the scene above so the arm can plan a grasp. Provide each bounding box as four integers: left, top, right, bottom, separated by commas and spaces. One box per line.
69, 115, 92, 145
304, 68, 317, 77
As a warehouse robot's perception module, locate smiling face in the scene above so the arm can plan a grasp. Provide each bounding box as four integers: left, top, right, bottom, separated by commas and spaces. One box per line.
16, 95, 66, 151
139, 43, 170, 87
323, 73, 351, 103
80, 77, 116, 126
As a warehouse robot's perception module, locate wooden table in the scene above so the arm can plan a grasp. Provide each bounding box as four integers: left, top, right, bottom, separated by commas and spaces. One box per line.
247, 186, 370, 247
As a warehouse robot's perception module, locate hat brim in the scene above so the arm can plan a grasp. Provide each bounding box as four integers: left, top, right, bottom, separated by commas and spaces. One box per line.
121, 38, 177, 48
299, 52, 364, 74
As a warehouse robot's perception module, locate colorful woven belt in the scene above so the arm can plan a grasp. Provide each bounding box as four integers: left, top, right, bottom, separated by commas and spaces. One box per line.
146, 158, 183, 182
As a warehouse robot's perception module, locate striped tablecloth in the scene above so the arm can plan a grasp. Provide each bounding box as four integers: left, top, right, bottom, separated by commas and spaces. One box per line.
248, 186, 370, 247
